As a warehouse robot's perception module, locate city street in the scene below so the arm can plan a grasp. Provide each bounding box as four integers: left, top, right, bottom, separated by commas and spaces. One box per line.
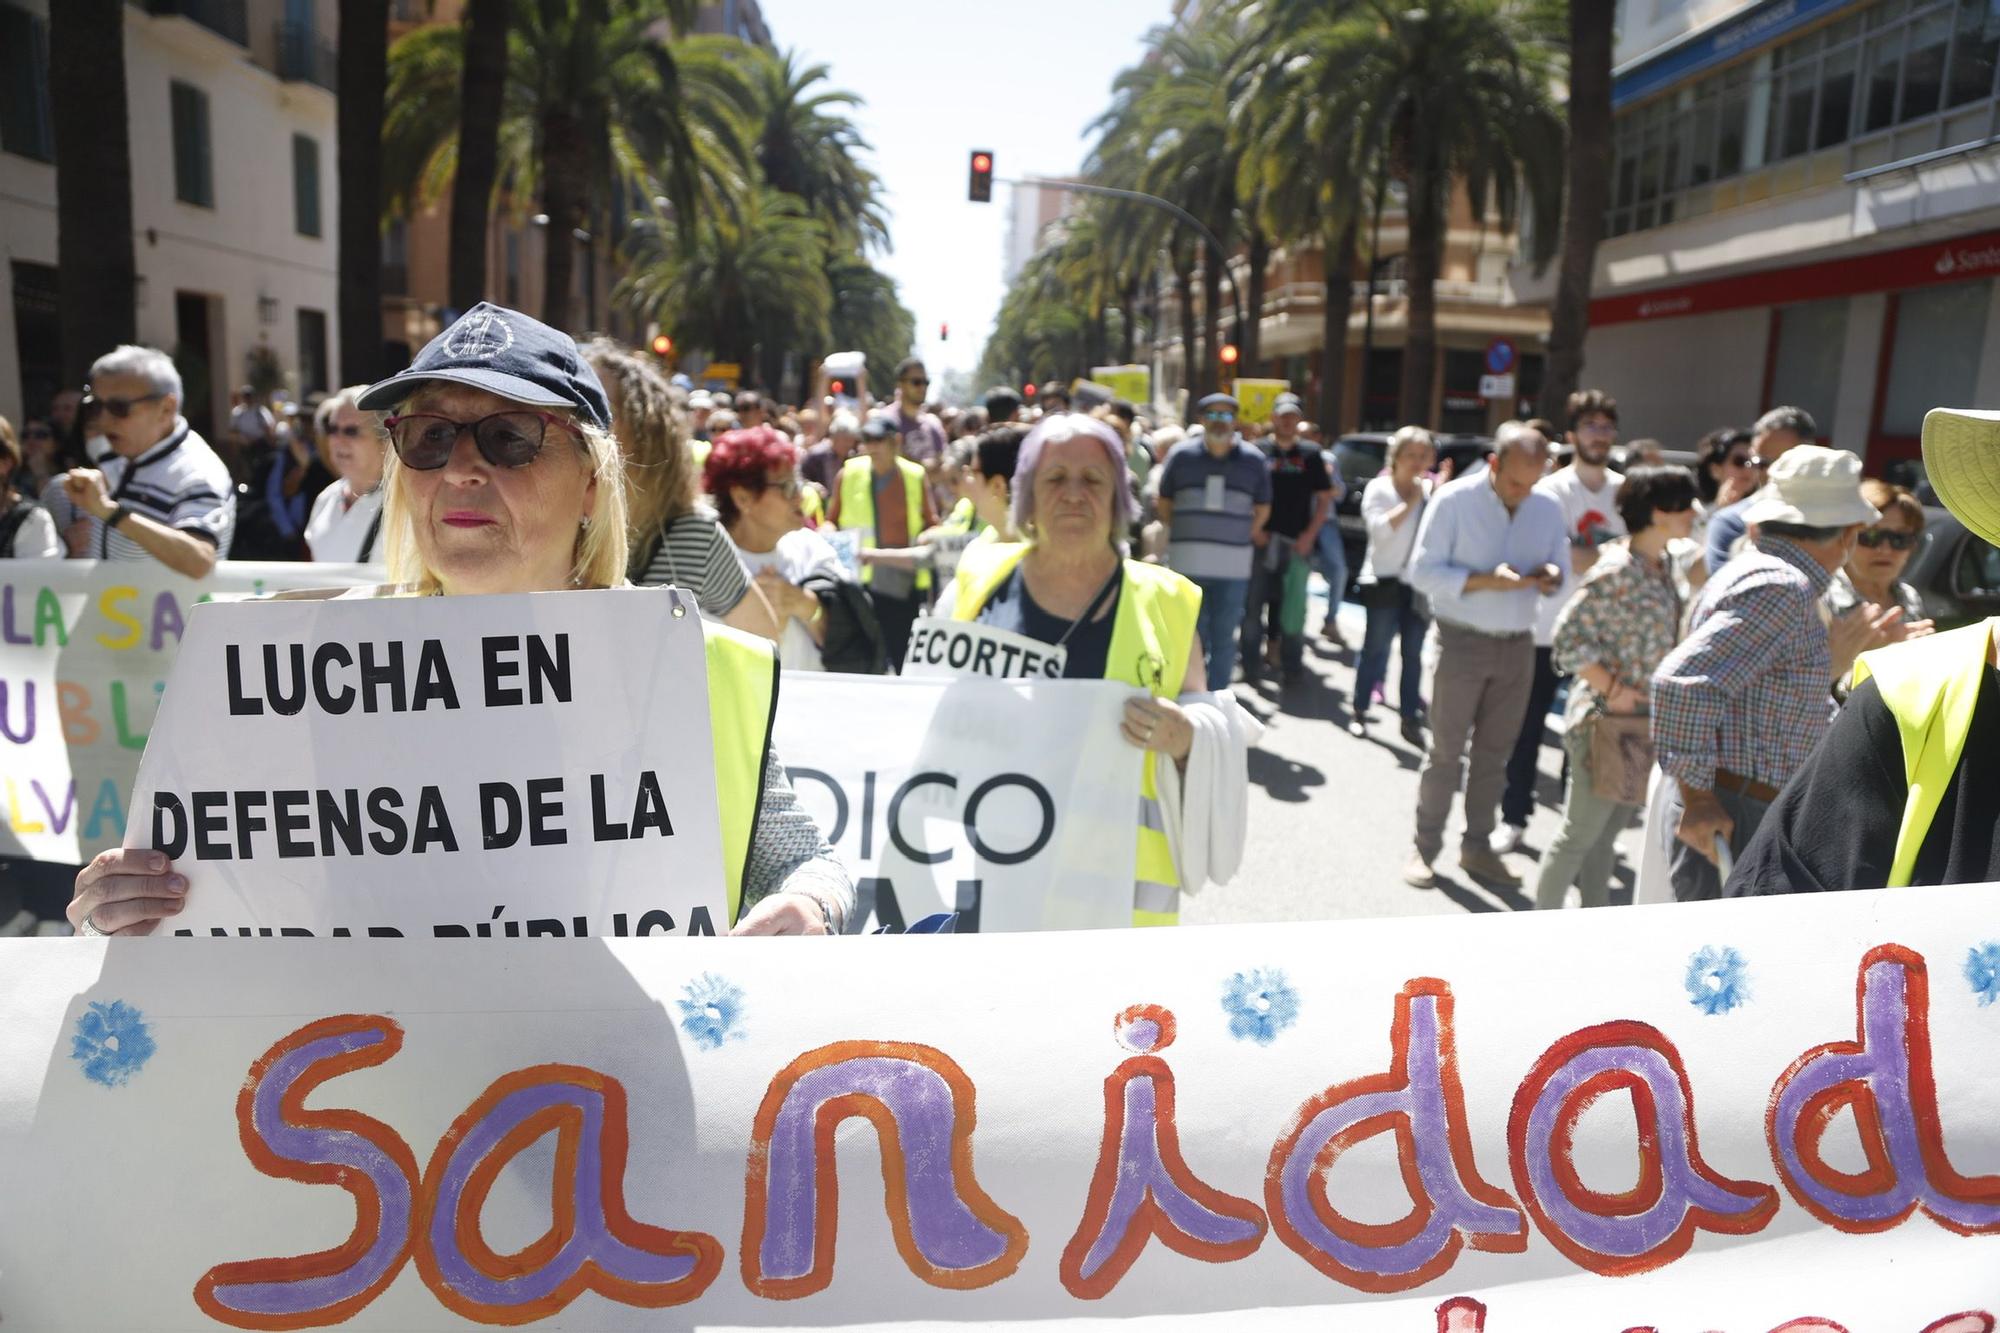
1189, 588, 1608, 926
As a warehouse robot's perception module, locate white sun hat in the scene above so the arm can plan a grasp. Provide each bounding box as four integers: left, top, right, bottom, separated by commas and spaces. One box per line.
1741, 445, 1881, 529
1922, 407, 2000, 549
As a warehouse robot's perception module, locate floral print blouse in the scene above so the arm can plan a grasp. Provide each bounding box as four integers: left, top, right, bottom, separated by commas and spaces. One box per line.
1551, 541, 1682, 727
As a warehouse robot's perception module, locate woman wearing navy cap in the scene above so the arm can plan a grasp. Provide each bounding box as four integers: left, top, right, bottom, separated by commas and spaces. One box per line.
69, 304, 850, 938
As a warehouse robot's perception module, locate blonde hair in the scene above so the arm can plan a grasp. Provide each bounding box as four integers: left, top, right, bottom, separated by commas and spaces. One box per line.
579, 337, 696, 549
314, 385, 379, 473
1387, 424, 1435, 466
379, 407, 630, 594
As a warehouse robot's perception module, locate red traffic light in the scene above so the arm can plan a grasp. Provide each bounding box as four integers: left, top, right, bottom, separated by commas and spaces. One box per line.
828, 379, 845, 395
968, 150, 994, 203
940, 322, 949, 341
1023, 382, 1036, 397
650, 333, 674, 358
1219, 343, 1240, 366
972, 153, 991, 172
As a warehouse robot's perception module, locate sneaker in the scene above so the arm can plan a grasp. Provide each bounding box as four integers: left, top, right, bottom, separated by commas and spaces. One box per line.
1402, 853, 1437, 888
1346, 712, 1371, 738
1458, 845, 1522, 887
1399, 716, 1426, 748
1490, 823, 1526, 855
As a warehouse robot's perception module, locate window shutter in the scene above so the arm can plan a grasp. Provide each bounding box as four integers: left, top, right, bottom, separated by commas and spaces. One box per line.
293, 135, 321, 237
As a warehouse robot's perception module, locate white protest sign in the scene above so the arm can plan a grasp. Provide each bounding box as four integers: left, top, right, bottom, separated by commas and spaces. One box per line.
904, 616, 1067, 679
5, 886, 2000, 1329
0, 559, 380, 865
773, 673, 1137, 930
130, 585, 729, 938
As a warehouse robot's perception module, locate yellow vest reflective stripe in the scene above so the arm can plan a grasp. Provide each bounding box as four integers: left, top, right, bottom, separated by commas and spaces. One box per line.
837, 457, 931, 591
702, 620, 779, 925
1851, 618, 1996, 888
952, 541, 1202, 926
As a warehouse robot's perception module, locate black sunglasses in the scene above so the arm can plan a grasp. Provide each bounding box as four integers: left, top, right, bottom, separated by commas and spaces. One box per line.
324, 423, 372, 438
903, 377, 929, 387
82, 391, 165, 419
1857, 527, 1919, 551
23, 425, 54, 439
382, 411, 579, 471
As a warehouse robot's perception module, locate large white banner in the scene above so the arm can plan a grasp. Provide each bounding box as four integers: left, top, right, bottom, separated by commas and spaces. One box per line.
133, 587, 728, 939
0, 560, 379, 865
3, 886, 1999, 1328
773, 673, 1141, 931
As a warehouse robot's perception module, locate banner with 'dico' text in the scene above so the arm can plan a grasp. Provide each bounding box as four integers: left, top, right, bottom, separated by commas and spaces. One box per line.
773, 672, 1142, 931
4, 886, 2000, 1328
0, 560, 380, 866
133, 585, 730, 939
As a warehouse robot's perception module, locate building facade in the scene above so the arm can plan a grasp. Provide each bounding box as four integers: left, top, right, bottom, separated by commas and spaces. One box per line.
1, 0, 341, 435
1515, 0, 2000, 466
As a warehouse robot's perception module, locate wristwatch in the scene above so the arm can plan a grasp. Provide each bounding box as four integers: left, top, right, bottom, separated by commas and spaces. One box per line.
107, 503, 135, 530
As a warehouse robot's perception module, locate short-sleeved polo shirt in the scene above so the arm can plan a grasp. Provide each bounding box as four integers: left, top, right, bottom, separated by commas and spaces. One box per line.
87, 420, 237, 559
1159, 436, 1272, 580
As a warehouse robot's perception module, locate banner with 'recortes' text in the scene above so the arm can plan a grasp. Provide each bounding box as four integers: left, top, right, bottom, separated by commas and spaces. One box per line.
0, 560, 379, 866
3, 885, 1998, 1328
772, 672, 1142, 931
131, 586, 729, 939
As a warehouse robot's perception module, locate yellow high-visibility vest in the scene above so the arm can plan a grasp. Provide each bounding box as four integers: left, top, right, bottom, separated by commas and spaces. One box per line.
1850, 617, 1996, 887
837, 456, 930, 591
952, 540, 1201, 926
703, 619, 779, 924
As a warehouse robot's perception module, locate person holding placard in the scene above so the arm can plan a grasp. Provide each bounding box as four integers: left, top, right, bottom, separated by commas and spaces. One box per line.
708, 425, 850, 673
69, 303, 850, 939
949, 413, 1262, 925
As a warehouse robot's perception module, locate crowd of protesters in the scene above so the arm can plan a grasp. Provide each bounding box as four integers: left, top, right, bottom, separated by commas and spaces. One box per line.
6, 337, 1990, 910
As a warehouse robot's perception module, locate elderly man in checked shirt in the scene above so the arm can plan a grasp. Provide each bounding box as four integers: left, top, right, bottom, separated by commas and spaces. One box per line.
1651, 446, 1904, 901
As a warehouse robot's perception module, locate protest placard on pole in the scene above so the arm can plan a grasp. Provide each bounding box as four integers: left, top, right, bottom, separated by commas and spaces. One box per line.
131, 585, 729, 938
1233, 378, 1292, 425
0, 561, 379, 866
773, 673, 1139, 930
5, 885, 1999, 1328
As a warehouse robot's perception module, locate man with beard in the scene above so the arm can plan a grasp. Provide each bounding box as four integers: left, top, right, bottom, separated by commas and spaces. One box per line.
1495, 389, 1626, 854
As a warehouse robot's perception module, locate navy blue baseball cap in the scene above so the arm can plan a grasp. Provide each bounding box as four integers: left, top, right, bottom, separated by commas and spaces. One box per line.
1197, 392, 1239, 413
357, 302, 611, 430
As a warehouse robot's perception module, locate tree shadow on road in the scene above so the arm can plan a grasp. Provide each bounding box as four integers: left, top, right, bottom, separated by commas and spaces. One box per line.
1247, 747, 1326, 803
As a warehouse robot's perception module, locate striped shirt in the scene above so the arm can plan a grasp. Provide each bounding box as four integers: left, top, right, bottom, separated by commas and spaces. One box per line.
631, 507, 750, 616
1651, 536, 1835, 793
83, 420, 236, 560
1159, 437, 1272, 580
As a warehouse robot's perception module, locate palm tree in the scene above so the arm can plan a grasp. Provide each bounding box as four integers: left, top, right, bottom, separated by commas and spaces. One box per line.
826, 253, 915, 390
384, 3, 755, 331
1259, 0, 1564, 426
49, 0, 136, 384
747, 48, 889, 253
338, 0, 389, 384
447, 0, 510, 313
616, 187, 831, 388
1538, 0, 1614, 420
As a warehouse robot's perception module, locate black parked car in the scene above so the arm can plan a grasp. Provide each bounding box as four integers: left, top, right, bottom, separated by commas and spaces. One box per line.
1329, 432, 1492, 590
1905, 507, 2000, 630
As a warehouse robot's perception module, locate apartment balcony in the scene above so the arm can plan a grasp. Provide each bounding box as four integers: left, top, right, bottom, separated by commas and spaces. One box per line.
275, 21, 336, 90
146, 0, 248, 46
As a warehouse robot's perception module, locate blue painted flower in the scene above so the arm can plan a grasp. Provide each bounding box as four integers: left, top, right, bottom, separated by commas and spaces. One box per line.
1964, 942, 2000, 1007
1220, 968, 1300, 1045
70, 1000, 156, 1087
676, 973, 746, 1050
1684, 945, 1751, 1016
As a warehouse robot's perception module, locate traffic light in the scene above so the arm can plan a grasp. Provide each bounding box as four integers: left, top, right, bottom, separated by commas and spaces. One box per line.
1219, 343, 1240, 367
1023, 382, 1036, 397
940, 322, 949, 342
650, 333, 674, 359
968, 150, 994, 203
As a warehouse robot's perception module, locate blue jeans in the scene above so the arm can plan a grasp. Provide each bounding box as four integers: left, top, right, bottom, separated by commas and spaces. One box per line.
1313, 522, 1349, 607
1191, 576, 1250, 690
1354, 579, 1429, 718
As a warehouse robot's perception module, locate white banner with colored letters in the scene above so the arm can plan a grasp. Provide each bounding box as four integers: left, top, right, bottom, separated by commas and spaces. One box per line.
2, 885, 1998, 1327
0, 560, 380, 865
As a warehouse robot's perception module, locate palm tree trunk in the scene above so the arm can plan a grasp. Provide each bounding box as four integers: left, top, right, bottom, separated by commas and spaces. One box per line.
49, 0, 136, 385
1243, 229, 1269, 375
338, 0, 389, 385
448, 0, 509, 314
1537, 0, 1615, 421
1118, 277, 1138, 365
1319, 216, 1357, 434
1399, 173, 1444, 428
1174, 260, 1198, 424
1199, 257, 1222, 401
1360, 164, 1389, 427
538, 110, 588, 330
1087, 302, 1108, 373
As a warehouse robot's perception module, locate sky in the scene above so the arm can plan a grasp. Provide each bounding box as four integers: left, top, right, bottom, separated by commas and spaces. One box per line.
757, 0, 1168, 386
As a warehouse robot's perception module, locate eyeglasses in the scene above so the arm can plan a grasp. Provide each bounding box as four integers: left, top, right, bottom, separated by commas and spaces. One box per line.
324, 423, 371, 439
23, 426, 53, 439
903, 377, 929, 388
764, 473, 802, 498
1747, 456, 1772, 470
1722, 453, 1754, 469
1857, 527, 1919, 551
82, 391, 165, 419
382, 411, 579, 471
1203, 411, 1234, 422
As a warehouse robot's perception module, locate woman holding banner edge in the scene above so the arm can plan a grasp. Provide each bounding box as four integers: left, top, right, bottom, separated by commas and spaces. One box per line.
947, 412, 1262, 925
69, 303, 851, 939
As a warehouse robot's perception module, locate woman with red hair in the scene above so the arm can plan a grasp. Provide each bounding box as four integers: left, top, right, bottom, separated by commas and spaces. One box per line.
707, 426, 852, 671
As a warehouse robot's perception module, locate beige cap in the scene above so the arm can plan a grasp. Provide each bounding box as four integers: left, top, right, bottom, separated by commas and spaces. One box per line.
1741, 445, 1880, 529
1922, 408, 2000, 548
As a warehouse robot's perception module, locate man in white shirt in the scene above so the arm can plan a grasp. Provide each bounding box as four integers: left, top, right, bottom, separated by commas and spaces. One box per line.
1494, 390, 1627, 854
